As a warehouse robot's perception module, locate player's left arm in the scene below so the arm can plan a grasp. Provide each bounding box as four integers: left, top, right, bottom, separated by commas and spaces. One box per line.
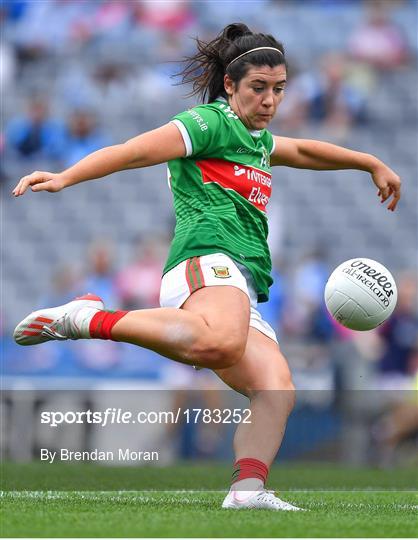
271, 136, 401, 211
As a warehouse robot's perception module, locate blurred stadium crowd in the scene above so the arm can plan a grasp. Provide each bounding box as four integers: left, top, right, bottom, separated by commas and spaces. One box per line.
2, 0, 417, 393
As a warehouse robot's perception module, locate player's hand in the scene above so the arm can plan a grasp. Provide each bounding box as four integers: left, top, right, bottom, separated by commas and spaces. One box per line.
371, 165, 401, 212
12, 171, 66, 197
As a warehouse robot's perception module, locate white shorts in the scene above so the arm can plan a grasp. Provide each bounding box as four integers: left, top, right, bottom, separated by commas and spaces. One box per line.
159, 253, 278, 343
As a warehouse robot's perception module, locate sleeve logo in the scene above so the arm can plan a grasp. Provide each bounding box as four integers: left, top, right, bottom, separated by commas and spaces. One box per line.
186, 109, 208, 131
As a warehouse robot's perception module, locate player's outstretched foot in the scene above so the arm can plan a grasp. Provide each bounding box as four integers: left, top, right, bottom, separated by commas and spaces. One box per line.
14, 294, 104, 346
222, 489, 303, 511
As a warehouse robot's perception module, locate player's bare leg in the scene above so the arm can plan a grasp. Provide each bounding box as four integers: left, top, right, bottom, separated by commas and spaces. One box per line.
14, 287, 250, 370
215, 327, 295, 466
213, 328, 301, 510
111, 286, 249, 368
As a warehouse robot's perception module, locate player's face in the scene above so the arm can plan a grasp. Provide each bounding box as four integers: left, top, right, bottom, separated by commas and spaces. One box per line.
224, 64, 287, 130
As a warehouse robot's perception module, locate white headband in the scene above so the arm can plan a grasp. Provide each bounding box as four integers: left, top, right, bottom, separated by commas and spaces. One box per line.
226, 47, 284, 70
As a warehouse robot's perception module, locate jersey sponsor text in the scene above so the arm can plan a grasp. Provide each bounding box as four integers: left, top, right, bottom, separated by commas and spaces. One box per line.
197, 158, 272, 212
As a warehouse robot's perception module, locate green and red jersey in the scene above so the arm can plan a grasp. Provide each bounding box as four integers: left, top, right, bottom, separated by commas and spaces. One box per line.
164, 98, 276, 302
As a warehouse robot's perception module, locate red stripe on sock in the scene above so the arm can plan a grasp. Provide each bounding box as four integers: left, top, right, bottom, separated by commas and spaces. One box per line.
89, 310, 128, 340
231, 458, 269, 485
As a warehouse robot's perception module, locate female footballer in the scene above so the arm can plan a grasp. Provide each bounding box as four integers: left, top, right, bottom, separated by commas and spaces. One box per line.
13, 24, 401, 510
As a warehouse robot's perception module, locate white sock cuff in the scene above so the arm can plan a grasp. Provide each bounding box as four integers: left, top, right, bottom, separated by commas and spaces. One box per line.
74, 307, 101, 338
231, 478, 264, 492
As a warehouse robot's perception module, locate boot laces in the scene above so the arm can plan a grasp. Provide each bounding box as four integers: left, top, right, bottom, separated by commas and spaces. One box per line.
40, 314, 69, 340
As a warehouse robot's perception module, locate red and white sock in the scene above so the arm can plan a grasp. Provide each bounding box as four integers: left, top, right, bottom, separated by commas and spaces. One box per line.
74, 308, 128, 339
89, 309, 128, 339
231, 457, 269, 492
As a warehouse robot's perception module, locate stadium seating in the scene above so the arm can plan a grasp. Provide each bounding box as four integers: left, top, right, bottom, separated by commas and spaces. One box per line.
3, 1, 417, 339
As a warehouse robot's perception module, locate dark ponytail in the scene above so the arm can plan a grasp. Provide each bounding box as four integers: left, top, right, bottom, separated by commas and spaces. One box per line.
178, 23, 286, 103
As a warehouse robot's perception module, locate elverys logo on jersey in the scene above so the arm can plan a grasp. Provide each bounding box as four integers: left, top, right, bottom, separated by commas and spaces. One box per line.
196, 159, 272, 213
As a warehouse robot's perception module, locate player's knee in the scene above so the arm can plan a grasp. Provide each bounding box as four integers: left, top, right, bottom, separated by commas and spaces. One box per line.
247, 368, 296, 414
190, 334, 245, 368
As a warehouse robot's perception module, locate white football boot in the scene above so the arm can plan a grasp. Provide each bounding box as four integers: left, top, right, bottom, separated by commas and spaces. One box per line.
222, 489, 303, 511
14, 294, 104, 346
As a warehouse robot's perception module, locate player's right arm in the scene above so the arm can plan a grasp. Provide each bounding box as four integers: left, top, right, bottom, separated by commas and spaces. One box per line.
12, 123, 186, 197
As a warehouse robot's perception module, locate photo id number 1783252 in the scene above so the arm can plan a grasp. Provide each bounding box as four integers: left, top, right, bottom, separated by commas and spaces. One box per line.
182, 408, 251, 424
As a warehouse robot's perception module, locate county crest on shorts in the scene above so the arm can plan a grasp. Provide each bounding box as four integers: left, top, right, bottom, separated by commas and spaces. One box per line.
212, 266, 231, 278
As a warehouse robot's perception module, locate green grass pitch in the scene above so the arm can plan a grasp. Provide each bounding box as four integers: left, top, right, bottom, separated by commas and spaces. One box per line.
1, 464, 417, 537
